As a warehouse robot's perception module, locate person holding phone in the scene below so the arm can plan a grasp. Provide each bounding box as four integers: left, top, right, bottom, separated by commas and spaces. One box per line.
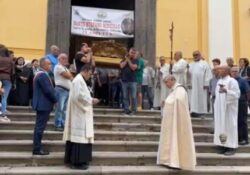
63, 64, 99, 170
74, 43, 95, 74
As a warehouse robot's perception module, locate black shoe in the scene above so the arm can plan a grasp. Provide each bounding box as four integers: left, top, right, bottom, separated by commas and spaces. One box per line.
217, 146, 226, 154
239, 140, 249, 146
33, 150, 50, 155
190, 112, 200, 118
122, 110, 131, 115
70, 164, 89, 170
55, 127, 64, 132
130, 111, 136, 116
224, 148, 236, 156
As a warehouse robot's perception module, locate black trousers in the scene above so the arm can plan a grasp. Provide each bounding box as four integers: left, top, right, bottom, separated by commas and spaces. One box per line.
142, 85, 153, 109
33, 110, 50, 152
238, 100, 248, 142
100, 83, 109, 105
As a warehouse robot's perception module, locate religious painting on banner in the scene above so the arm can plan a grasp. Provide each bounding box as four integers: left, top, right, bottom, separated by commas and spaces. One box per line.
71, 6, 134, 38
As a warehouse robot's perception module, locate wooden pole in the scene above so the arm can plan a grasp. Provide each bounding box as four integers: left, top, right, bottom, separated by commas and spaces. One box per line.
169, 22, 174, 74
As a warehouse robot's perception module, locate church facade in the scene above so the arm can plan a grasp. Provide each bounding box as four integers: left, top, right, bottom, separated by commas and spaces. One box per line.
0, 0, 250, 65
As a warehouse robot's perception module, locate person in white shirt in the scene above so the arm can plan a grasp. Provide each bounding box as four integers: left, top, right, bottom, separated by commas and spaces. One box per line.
153, 56, 170, 110
54, 53, 73, 131
142, 60, 155, 109
171, 51, 188, 86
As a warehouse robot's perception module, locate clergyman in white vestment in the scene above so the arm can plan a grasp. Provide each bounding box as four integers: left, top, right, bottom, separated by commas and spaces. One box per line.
153, 56, 170, 109
214, 66, 240, 156
63, 64, 100, 170
157, 75, 196, 170
188, 51, 212, 116
172, 51, 188, 86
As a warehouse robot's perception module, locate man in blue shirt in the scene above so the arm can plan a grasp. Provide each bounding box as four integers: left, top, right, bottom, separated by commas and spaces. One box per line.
46, 45, 60, 71
231, 66, 250, 145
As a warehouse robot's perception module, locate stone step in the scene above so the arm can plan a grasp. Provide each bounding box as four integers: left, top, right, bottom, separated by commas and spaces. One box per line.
0, 112, 232, 126
1, 165, 250, 175
0, 140, 249, 153
0, 121, 161, 132
0, 121, 218, 133
0, 130, 214, 142
6, 112, 250, 127
0, 152, 250, 166
5, 113, 162, 124
7, 106, 160, 116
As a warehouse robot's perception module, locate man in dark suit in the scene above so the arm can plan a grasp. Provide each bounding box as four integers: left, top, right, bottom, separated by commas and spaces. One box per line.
231, 66, 250, 146
32, 58, 57, 155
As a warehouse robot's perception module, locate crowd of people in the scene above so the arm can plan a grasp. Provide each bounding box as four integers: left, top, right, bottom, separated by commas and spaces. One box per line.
0, 42, 250, 170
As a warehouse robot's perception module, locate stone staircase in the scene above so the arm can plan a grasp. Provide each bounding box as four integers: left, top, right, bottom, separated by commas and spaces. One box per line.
0, 106, 250, 174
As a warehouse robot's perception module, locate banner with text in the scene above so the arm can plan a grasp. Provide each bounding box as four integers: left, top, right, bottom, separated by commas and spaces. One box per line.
71, 6, 134, 38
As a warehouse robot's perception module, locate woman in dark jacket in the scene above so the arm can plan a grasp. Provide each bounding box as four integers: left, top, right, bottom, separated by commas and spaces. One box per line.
13, 57, 32, 106
239, 58, 250, 85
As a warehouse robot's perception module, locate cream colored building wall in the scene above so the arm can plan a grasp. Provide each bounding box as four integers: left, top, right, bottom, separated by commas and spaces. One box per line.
156, 0, 208, 63
0, 0, 249, 64
234, 0, 250, 64
0, 0, 48, 60
157, 0, 250, 65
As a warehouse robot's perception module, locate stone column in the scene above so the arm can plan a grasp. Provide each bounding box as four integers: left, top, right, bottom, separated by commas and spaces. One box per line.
208, 0, 234, 64
46, 0, 71, 54
134, 0, 157, 66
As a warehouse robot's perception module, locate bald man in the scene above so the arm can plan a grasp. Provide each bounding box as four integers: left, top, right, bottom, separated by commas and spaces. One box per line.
172, 51, 188, 86
153, 56, 170, 110
188, 51, 212, 117
54, 53, 73, 131
46, 45, 60, 71
226, 57, 234, 68
214, 66, 240, 156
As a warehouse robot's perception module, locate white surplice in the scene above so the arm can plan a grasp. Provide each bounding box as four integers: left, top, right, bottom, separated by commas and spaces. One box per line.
189, 60, 212, 113
157, 83, 196, 170
153, 64, 170, 108
160, 64, 170, 103
63, 74, 94, 144
172, 58, 188, 86
214, 75, 240, 148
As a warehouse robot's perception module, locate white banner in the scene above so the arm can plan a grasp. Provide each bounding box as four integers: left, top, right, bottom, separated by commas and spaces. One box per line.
71, 6, 134, 38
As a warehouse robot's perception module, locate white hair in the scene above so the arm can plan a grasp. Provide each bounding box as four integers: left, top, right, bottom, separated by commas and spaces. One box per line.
163, 74, 176, 82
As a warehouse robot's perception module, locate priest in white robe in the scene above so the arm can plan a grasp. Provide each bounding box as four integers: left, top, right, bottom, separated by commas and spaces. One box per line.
188, 51, 212, 116
63, 64, 99, 170
172, 51, 188, 86
214, 66, 240, 156
153, 56, 170, 108
157, 75, 196, 170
